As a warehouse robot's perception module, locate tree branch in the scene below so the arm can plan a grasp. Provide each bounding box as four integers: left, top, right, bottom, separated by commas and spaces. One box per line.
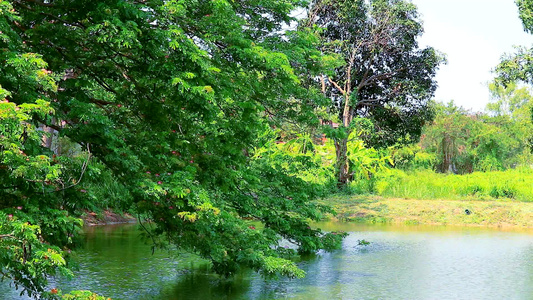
328, 77, 345, 95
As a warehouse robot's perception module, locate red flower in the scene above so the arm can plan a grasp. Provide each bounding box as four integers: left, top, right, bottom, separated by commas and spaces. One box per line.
249, 226, 255, 230
50, 288, 58, 294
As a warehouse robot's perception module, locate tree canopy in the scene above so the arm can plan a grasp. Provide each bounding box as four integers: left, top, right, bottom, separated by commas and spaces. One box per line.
1, 0, 346, 296
494, 0, 533, 152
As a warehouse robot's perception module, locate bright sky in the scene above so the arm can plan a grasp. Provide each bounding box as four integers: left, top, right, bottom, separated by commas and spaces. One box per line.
412, 0, 533, 112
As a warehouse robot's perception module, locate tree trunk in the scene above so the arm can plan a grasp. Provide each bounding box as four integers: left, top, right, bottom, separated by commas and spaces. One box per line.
42, 125, 55, 150
335, 137, 350, 187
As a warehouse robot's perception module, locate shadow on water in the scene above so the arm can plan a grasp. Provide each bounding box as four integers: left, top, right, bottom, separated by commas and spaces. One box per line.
157, 268, 257, 300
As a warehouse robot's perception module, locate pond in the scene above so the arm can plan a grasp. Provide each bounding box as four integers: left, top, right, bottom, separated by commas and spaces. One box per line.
2, 223, 532, 299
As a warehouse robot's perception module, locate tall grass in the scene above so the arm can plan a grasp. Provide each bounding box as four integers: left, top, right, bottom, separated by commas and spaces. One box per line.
366, 167, 533, 201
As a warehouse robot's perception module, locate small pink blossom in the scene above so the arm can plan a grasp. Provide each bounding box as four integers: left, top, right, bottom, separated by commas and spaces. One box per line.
157, 181, 162, 184
16, 206, 22, 210
80, 189, 87, 193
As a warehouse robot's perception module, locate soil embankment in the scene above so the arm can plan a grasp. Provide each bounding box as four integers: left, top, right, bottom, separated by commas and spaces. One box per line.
325, 195, 533, 229
82, 210, 136, 226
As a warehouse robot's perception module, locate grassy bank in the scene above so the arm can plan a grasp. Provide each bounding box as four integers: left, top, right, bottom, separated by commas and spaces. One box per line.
324, 195, 533, 228
368, 168, 533, 201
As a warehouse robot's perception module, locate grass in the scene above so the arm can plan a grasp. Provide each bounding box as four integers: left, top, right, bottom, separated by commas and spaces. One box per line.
327, 167, 533, 228
322, 195, 533, 228
367, 167, 533, 202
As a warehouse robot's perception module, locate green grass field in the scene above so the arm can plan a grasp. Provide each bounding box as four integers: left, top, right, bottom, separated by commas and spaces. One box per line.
366, 168, 533, 202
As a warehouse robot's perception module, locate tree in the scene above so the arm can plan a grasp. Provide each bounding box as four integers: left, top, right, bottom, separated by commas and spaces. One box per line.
494, 0, 533, 152
487, 81, 533, 118
1, 0, 345, 296
302, 0, 443, 186
1, 3, 83, 296
487, 81, 533, 164
419, 102, 527, 173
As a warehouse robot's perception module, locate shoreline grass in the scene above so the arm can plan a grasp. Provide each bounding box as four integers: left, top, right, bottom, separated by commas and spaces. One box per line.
368, 168, 533, 202
323, 195, 533, 229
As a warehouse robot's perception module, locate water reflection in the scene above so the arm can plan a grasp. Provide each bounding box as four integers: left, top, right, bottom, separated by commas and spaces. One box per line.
1, 223, 531, 299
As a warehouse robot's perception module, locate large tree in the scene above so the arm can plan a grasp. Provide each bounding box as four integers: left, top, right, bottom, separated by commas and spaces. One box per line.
303, 0, 443, 185
1, 0, 345, 296
494, 0, 533, 152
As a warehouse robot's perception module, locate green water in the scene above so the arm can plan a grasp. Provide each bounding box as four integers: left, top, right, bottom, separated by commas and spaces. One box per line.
2, 223, 533, 299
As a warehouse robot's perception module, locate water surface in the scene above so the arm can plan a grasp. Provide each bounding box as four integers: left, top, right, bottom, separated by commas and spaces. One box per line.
2, 223, 532, 299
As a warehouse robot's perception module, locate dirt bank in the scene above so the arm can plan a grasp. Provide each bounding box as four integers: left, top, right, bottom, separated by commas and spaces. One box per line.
82, 210, 136, 226
324, 195, 533, 229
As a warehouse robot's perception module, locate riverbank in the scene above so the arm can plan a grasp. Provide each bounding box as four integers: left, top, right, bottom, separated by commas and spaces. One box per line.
323, 195, 533, 228
79, 198, 533, 229
81, 210, 136, 226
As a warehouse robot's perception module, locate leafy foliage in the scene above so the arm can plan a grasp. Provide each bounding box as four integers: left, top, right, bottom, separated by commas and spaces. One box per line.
1, 0, 348, 296
301, 0, 443, 185
416, 101, 532, 173
0, 212, 73, 298
495, 0, 533, 152
0, 3, 86, 296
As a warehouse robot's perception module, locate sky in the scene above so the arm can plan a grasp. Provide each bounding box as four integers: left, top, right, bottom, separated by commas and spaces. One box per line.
412, 0, 533, 112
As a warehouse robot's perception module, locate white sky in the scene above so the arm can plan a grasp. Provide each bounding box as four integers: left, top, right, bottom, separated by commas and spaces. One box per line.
412, 0, 533, 112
